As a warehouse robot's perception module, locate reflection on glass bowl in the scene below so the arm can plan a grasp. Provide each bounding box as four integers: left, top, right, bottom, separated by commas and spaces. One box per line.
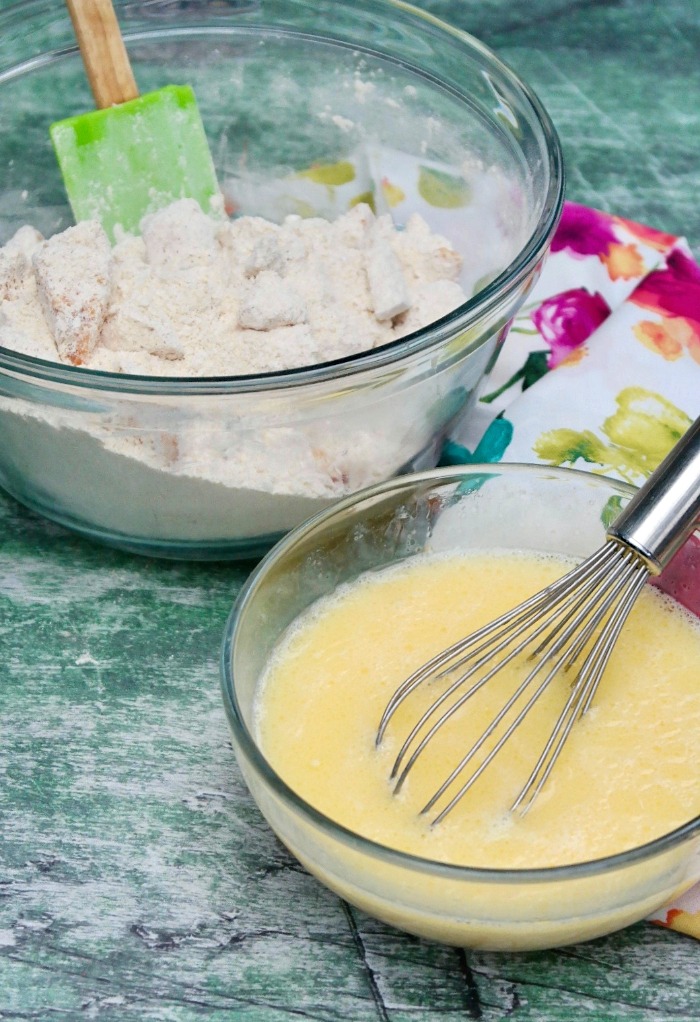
0, 1, 563, 558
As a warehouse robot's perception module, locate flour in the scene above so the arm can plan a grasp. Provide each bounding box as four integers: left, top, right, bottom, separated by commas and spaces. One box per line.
0, 199, 480, 547
0, 199, 466, 376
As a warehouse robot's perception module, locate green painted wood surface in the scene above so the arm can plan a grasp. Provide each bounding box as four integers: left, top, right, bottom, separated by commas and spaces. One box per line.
2, 1, 700, 1018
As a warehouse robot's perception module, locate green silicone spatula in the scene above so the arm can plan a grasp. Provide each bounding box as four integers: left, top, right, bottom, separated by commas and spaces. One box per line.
50, 0, 220, 241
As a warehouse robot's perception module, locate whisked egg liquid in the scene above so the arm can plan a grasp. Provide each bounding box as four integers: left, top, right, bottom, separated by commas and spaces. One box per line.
255, 550, 700, 868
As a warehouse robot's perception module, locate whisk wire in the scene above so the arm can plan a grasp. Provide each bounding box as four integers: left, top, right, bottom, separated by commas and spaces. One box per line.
378, 415, 700, 821
391, 558, 618, 789
424, 559, 638, 822
424, 654, 564, 821
563, 547, 640, 664
437, 545, 616, 679
379, 541, 658, 824
432, 547, 650, 822
512, 557, 650, 812
390, 581, 591, 784
395, 544, 637, 803
393, 628, 537, 791
376, 546, 617, 748
528, 545, 626, 661
579, 562, 650, 715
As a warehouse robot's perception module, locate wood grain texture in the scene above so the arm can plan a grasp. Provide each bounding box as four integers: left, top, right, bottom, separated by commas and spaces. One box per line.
65, 0, 138, 108
0, 0, 699, 1018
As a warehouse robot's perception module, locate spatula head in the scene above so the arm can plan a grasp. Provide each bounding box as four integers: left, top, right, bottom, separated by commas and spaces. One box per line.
50, 84, 220, 241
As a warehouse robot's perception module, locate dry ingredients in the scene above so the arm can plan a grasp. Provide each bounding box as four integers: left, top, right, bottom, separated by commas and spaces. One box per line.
0, 199, 471, 541
0, 198, 466, 375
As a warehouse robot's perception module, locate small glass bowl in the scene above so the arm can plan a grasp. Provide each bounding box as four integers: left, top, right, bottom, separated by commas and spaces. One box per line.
221, 464, 700, 951
0, 1, 563, 559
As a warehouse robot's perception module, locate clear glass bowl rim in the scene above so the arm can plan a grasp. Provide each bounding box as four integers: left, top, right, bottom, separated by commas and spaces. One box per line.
0, 0, 564, 396
220, 462, 700, 885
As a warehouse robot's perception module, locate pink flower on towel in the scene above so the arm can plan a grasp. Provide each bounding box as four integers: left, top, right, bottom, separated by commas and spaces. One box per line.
613, 215, 678, 253
551, 202, 618, 259
532, 287, 611, 367
629, 248, 700, 363
631, 248, 700, 331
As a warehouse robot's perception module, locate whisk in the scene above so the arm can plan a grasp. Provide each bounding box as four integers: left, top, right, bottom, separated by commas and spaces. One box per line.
377, 415, 700, 823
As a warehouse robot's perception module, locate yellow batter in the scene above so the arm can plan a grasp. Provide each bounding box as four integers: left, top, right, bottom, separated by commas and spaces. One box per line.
255, 550, 700, 870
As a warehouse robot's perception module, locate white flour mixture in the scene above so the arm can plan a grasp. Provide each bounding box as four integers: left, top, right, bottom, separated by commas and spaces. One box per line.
0, 199, 465, 374
0, 199, 485, 545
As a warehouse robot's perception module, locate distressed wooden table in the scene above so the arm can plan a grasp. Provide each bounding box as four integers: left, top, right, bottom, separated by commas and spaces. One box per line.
2, 1, 700, 1019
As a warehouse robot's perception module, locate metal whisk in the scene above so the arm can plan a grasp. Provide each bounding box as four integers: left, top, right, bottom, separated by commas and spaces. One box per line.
377, 415, 700, 823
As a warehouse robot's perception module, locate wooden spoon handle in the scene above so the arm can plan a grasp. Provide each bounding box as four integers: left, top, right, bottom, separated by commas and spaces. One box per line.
65, 0, 139, 109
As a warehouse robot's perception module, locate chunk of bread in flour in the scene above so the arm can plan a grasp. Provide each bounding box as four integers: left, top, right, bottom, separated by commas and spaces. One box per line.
0, 226, 44, 301
395, 213, 462, 283
238, 270, 308, 330
5, 225, 45, 260
0, 249, 27, 301
141, 198, 218, 274
33, 221, 112, 365
393, 279, 466, 337
365, 231, 410, 321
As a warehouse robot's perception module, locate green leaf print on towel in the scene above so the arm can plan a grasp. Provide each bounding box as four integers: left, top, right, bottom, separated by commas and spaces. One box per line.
417, 167, 471, 208
533, 387, 692, 483
440, 416, 514, 467
296, 161, 356, 186
349, 190, 376, 212
440, 417, 514, 496
600, 494, 625, 529
480, 350, 550, 404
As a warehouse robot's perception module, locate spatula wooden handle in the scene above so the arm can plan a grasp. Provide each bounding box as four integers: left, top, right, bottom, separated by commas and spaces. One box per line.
65, 0, 139, 109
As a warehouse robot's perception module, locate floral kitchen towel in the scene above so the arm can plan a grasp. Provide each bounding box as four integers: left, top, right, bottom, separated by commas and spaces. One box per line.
450, 202, 700, 479
446, 201, 700, 940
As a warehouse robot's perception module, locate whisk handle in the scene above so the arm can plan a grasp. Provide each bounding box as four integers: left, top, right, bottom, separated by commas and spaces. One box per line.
607, 415, 700, 574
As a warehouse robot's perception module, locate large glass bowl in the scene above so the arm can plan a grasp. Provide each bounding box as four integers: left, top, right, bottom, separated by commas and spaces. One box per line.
0, 0, 563, 559
221, 464, 700, 950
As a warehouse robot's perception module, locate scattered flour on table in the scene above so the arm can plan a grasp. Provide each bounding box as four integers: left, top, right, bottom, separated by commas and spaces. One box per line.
0, 200, 471, 539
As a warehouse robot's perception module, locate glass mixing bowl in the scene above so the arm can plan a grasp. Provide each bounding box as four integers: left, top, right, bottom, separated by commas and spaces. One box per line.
0, 0, 563, 559
221, 464, 700, 950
